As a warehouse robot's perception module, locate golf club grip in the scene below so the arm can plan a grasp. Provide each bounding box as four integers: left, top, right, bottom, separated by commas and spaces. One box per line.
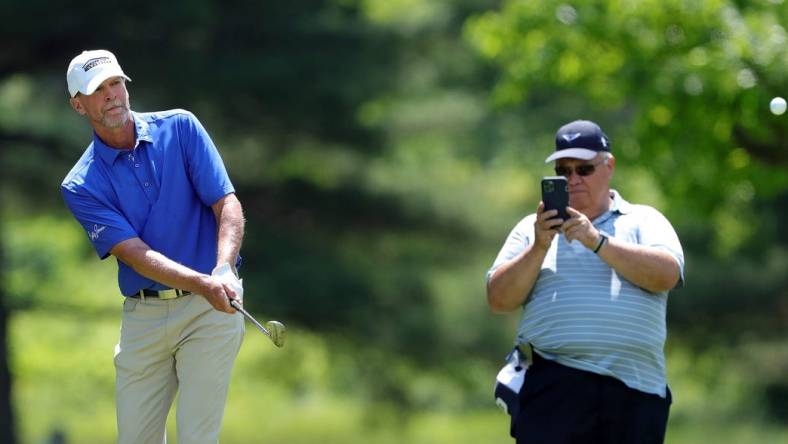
229, 298, 242, 311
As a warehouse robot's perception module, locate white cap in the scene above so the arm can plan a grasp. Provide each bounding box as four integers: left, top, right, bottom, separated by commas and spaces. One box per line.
66, 49, 131, 97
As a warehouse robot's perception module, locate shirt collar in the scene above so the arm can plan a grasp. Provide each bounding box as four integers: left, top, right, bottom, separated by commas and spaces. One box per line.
609, 189, 633, 215
593, 189, 632, 225
93, 111, 154, 165
133, 111, 154, 144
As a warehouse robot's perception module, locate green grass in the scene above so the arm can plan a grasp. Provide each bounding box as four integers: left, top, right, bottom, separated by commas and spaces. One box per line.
11, 308, 788, 444
11, 311, 118, 444
666, 422, 788, 444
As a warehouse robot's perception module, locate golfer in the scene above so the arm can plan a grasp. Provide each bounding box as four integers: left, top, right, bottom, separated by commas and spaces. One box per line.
486, 120, 684, 444
61, 49, 245, 444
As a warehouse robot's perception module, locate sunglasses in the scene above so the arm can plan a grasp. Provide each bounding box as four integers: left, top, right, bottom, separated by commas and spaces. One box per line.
554, 160, 606, 178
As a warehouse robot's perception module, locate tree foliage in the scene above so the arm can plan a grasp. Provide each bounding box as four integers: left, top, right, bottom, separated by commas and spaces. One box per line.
465, 0, 788, 250
2, 0, 788, 438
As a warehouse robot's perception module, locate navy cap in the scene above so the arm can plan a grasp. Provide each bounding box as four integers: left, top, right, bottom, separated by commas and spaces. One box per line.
545, 120, 611, 163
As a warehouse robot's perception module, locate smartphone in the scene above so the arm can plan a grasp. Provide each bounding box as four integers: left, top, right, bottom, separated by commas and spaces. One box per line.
541, 176, 569, 226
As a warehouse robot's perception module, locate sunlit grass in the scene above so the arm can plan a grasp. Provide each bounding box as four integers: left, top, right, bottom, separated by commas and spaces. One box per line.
667, 421, 788, 444
11, 311, 118, 444
6, 216, 788, 444
11, 307, 788, 444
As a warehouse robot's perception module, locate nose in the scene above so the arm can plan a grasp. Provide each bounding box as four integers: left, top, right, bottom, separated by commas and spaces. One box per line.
566, 169, 583, 184
103, 85, 117, 102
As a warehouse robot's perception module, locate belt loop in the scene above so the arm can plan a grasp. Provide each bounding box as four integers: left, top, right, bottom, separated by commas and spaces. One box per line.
141, 290, 145, 302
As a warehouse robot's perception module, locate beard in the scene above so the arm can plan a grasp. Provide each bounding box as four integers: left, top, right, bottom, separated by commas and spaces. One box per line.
96, 99, 130, 128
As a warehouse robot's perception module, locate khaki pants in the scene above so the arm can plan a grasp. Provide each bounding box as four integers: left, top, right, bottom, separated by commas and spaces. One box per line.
114, 294, 244, 444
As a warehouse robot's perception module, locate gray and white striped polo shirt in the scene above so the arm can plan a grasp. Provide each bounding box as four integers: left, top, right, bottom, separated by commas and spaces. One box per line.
487, 190, 684, 397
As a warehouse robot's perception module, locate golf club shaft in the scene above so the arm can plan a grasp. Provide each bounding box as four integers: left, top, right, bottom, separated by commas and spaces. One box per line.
230, 299, 271, 336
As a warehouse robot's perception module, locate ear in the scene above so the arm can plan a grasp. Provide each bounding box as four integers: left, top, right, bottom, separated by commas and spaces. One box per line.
69, 96, 86, 115
607, 155, 616, 177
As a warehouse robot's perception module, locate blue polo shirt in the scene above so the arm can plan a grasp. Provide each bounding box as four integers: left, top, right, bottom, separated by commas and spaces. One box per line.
61, 110, 236, 296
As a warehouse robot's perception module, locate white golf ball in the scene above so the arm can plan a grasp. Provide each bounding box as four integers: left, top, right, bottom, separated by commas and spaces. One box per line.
771, 97, 787, 115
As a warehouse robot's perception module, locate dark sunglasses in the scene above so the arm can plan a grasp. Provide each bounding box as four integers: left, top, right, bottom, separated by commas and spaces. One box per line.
554, 160, 606, 178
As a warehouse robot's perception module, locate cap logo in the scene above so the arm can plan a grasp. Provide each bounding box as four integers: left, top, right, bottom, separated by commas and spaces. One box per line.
600, 137, 607, 147
82, 57, 112, 72
562, 132, 582, 142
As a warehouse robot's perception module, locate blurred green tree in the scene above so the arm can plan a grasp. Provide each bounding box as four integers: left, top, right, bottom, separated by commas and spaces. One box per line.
2, 0, 788, 433
465, 0, 788, 245
0, 0, 503, 423
464, 0, 788, 418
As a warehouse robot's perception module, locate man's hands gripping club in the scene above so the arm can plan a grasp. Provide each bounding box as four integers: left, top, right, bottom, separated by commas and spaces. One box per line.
203, 263, 243, 314
212, 262, 287, 347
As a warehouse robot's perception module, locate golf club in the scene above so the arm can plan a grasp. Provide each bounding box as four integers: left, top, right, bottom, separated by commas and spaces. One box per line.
230, 299, 286, 348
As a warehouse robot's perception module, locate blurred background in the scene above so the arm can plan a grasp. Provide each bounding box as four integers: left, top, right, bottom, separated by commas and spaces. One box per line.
1, 0, 787, 443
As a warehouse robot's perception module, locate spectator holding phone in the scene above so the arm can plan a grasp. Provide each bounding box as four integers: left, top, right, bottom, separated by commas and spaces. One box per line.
486, 120, 684, 444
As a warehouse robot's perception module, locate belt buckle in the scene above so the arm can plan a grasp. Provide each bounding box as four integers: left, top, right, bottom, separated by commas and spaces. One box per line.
158, 289, 179, 300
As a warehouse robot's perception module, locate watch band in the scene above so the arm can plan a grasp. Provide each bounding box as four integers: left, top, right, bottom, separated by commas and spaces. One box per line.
593, 234, 608, 254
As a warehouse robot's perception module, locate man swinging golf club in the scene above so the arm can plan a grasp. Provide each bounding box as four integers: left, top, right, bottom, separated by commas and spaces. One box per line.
61, 49, 250, 444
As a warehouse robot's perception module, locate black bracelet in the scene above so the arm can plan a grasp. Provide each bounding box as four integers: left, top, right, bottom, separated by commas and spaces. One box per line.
593, 234, 608, 254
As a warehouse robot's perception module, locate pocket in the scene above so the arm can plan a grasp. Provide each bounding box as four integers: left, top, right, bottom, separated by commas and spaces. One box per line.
123, 297, 138, 313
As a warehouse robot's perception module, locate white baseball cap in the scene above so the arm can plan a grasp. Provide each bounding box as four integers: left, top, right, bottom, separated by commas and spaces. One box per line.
66, 49, 131, 97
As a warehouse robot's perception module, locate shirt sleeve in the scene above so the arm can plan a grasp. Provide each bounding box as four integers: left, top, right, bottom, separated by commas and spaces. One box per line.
178, 112, 235, 206
486, 215, 535, 283
61, 185, 139, 259
638, 207, 685, 287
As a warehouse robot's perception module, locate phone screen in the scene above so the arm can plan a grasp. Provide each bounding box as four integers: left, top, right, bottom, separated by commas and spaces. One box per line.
541, 176, 569, 224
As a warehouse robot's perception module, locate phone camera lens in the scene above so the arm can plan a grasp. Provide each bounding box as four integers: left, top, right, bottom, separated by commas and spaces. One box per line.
544, 182, 554, 192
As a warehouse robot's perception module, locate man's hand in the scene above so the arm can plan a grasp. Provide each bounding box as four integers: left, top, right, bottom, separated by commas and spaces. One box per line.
562, 207, 601, 250
534, 202, 562, 250
199, 275, 237, 314
487, 202, 557, 313
212, 262, 244, 302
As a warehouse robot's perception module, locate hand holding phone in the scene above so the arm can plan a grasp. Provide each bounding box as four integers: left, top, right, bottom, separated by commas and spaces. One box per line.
541, 176, 569, 228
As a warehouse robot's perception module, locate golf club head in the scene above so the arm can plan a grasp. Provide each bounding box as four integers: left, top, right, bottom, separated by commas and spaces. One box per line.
229, 299, 286, 348
264, 321, 286, 348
